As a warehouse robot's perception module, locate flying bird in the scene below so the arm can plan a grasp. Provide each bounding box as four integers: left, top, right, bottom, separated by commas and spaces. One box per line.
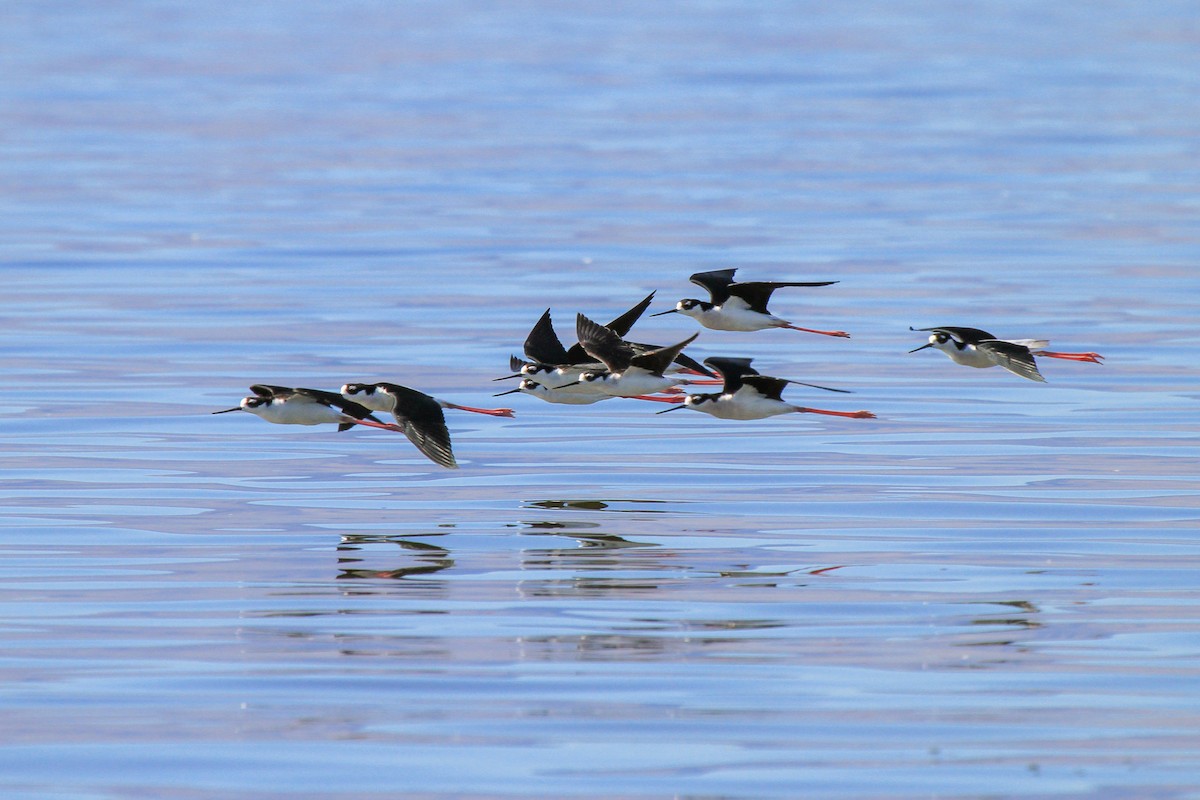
652, 268, 850, 337
657, 357, 875, 420
908, 326, 1103, 382
212, 384, 398, 432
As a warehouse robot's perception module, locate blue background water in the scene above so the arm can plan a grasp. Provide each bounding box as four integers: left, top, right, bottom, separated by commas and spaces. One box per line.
2, 2, 1199, 798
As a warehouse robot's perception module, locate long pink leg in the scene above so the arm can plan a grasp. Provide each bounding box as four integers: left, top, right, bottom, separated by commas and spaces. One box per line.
793, 407, 876, 419
1034, 350, 1104, 363
682, 378, 724, 386
783, 324, 851, 338
348, 417, 406, 432
629, 394, 685, 404
442, 401, 516, 417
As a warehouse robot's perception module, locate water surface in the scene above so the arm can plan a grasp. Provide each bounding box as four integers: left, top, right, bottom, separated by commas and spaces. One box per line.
2, 1, 1199, 798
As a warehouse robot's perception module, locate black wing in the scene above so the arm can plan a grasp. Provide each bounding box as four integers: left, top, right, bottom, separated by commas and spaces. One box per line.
397, 414, 458, 469
910, 326, 997, 345
523, 309, 571, 365
604, 291, 655, 337
703, 356, 759, 394
741, 375, 791, 402
977, 340, 1046, 382
508, 354, 529, 374
628, 333, 698, 377
249, 384, 290, 397
576, 313, 637, 373
670, 350, 716, 378
727, 280, 838, 314
563, 292, 658, 364
369, 388, 457, 467
689, 268, 739, 304
366, 382, 436, 414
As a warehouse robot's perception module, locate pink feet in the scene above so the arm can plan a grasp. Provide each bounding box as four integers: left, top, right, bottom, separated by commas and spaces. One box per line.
1035, 350, 1104, 364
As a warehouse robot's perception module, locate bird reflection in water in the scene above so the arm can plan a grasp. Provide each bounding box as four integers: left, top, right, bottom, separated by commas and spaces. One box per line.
335, 534, 454, 581
961, 600, 1043, 655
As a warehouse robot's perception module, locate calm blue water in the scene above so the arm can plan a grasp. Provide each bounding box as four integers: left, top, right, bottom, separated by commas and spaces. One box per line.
3, 2, 1199, 798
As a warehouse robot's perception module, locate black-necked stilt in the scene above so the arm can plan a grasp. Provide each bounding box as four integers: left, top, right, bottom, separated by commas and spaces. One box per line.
657, 357, 876, 420
575, 313, 699, 397
339, 382, 483, 469
652, 268, 850, 338
212, 384, 398, 432
908, 326, 1104, 382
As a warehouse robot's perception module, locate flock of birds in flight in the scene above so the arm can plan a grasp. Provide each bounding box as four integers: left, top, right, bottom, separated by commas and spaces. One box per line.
214, 268, 1104, 469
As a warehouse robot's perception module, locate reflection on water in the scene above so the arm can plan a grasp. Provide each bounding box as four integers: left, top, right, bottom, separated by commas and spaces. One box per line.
336, 534, 455, 581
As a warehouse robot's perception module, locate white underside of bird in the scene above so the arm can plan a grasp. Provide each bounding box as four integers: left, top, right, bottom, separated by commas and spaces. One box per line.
677, 299, 788, 332
685, 387, 795, 420
581, 368, 679, 397
940, 339, 1049, 369
244, 399, 354, 426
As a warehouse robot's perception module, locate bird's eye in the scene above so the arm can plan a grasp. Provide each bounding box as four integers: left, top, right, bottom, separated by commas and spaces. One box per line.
934, 334, 949, 343
680, 300, 695, 309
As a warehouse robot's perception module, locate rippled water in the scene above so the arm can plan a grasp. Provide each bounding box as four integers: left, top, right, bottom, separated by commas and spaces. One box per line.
3, 1, 1199, 798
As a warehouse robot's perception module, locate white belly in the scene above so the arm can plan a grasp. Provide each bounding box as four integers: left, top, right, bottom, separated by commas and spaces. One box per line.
944, 345, 997, 369
531, 387, 610, 405
527, 367, 588, 389
257, 403, 346, 426
697, 307, 780, 332
692, 397, 794, 420
592, 372, 675, 397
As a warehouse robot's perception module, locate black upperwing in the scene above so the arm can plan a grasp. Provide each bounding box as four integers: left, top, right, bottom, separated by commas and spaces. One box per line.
523, 309, 572, 365
910, 326, 997, 346
688, 268, 740, 304
703, 356, 759, 394
249, 384, 290, 397
628, 333, 699, 377
563, 292, 657, 364
727, 280, 839, 314
740, 374, 791, 402
576, 313, 638, 373
604, 291, 655, 337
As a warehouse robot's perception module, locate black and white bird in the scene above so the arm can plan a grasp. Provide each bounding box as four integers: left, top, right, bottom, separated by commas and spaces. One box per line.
657, 357, 876, 420
574, 313, 700, 398
341, 382, 518, 469
908, 326, 1104, 382
652, 268, 850, 338
212, 385, 398, 432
